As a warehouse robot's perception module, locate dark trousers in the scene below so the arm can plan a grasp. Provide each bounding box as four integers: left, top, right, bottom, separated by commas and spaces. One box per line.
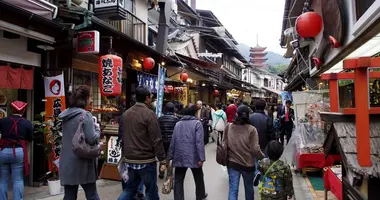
63, 183, 99, 200
280, 124, 293, 145
159, 142, 171, 178
174, 167, 206, 200
203, 125, 209, 145
118, 163, 159, 200
217, 131, 223, 146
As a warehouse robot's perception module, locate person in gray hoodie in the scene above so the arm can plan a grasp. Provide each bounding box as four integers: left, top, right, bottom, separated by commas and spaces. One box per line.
59, 85, 100, 200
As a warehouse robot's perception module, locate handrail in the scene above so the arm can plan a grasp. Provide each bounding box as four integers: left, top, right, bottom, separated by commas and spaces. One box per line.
108, 10, 146, 44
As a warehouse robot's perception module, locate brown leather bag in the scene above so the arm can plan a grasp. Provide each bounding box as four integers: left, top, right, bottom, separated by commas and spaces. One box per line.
216, 123, 230, 166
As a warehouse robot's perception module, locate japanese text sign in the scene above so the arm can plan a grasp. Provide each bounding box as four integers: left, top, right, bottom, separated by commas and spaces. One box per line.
99, 54, 123, 96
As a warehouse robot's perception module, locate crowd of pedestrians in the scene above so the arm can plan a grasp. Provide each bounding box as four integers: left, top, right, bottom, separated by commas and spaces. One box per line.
0, 85, 295, 200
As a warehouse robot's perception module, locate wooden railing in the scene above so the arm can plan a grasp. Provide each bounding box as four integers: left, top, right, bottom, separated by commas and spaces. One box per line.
108, 11, 146, 44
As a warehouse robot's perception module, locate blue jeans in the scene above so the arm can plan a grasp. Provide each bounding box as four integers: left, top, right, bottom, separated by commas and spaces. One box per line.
63, 183, 99, 200
122, 180, 144, 194
118, 163, 159, 200
0, 147, 24, 200
228, 168, 255, 200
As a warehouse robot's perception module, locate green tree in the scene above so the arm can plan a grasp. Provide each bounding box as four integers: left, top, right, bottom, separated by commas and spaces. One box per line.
268, 64, 288, 75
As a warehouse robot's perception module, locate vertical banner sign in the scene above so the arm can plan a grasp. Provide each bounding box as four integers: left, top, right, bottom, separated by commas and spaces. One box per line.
107, 136, 122, 164
99, 54, 123, 96
44, 74, 66, 170
156, 66, 166, 117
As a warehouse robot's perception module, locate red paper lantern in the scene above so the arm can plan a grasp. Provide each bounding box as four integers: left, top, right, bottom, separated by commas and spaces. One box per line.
99, 54, 123, 96
214, 89, 219, 96
295, 12, 323, 38
143, 57, 155, 70
180, 72, 188, 82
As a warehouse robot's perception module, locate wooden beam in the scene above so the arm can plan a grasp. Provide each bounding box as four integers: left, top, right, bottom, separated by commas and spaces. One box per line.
321, 71, 380, 80
343, 107, 380, 115
354, 67, 372, 167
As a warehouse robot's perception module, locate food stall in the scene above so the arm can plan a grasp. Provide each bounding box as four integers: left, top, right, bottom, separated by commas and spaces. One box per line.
281, 90, 341, 175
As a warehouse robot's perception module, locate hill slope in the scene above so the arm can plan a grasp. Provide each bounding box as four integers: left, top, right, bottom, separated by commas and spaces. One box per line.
237, 43, 290, 66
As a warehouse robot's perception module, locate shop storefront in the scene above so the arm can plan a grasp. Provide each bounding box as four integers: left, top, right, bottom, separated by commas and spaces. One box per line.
0, 1, 72, 185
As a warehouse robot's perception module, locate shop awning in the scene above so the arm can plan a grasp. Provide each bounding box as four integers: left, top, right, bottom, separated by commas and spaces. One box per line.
175, 53, 222, 71
174, 54, 219, 80
0, 1, 71, 42
91, 16, 182, 67
261, 87, 282, 95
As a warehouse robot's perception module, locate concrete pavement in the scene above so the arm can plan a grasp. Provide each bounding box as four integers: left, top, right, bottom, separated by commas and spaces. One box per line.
22, 142, 315, 200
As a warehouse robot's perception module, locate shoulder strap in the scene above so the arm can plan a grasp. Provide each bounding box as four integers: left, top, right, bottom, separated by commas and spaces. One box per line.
224, 123, 230, 141
262, 160, 280, 179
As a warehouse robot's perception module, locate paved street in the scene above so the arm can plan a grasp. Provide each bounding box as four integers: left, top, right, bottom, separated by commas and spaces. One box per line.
21, 142, 314, 200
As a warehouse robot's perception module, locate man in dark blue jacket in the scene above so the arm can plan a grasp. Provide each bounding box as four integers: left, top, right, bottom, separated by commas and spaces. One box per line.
157, 102, 179, 179
249, 99, 274, 152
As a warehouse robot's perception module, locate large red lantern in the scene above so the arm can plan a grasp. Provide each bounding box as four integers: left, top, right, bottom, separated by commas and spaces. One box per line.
214, 89, 219, 96
143, 57, 155, 70
180, 72, 188, 82
295, 12, 323, 38
99, 54, 123, 96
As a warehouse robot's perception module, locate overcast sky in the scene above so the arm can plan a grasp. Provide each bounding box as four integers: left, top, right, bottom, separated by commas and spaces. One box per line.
197, 0, 286, 54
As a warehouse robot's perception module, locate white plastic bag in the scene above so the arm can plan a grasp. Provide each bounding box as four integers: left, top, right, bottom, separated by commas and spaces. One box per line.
118, 160, 129, 183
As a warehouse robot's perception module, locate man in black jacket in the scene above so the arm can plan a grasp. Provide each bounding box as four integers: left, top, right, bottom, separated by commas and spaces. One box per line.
249, 99, 274, 152
278, 100, 295, 145
158, 102, 179, 179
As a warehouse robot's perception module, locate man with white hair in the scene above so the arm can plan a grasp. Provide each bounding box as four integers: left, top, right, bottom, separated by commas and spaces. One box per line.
196, 101, 209, 145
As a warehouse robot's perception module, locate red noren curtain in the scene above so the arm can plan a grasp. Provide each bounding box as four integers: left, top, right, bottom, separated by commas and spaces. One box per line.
0, 65, 8, 88
21, 66, 34, 90
7, 66, 21, 89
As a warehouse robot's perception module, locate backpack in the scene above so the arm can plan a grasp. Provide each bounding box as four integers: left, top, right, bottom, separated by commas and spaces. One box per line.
72, 112, 101, 159
259, 160, 282, 195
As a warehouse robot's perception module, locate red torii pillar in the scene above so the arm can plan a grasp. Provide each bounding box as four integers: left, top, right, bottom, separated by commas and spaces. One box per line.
321, 57, 380, 167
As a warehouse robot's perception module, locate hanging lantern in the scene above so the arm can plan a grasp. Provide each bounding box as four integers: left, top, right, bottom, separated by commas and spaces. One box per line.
143, 57, 155, 70
99, 54, 123, 96
214, 89, 219, 96
180, 72, 188, 82
295, 11, 323, 38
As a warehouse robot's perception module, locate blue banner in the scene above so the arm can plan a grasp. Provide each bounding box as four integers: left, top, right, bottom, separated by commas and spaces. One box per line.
136, 71, 158, 93
156, 66, 166, 117
280, 92, 293, 105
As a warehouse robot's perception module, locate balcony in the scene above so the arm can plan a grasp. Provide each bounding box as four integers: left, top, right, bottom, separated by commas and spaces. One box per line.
108, 11, 146, 44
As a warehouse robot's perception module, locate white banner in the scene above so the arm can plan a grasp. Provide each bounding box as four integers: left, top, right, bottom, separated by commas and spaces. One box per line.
44, 74, 65, 97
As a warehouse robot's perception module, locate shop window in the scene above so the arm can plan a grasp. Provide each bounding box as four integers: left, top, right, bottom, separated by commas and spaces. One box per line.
73, 69, 101, 110
338, 80, 355, 109
125, 0, 135, 14
355, 0, 376, 20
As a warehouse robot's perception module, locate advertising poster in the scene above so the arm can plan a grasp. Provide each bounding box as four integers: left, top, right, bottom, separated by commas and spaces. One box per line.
136, 71, 158, 93
280, 91, 293, 106
44, 74, 66, 170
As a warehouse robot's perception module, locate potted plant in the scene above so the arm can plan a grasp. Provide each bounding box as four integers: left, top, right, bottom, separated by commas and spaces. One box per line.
33, 112, 63, 195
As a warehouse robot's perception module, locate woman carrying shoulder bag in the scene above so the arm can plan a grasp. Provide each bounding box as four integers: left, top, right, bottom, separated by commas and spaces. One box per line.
225, 105, 264, 200
59, 85, 100, 200
212, 103, 227, 146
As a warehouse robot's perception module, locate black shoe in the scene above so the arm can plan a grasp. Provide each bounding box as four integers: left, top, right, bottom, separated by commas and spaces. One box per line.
253, 172, 261, 186
134, 192, 145, 200
202, 193, 208, 199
